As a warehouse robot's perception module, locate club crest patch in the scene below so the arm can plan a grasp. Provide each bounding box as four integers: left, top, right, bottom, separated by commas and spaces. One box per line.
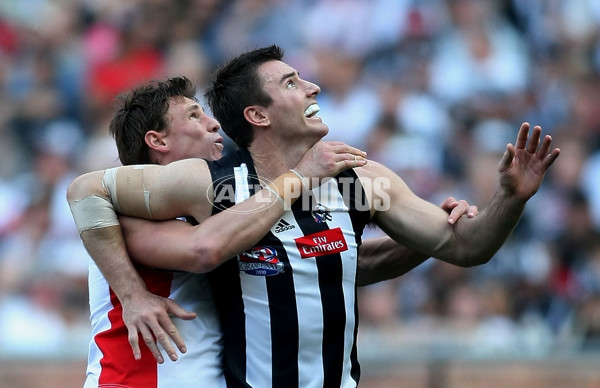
238, 246, 285, 276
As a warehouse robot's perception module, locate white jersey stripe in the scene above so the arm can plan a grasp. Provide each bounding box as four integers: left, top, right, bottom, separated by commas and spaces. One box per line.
234, 163, 250, 205
85, 260, 111, 388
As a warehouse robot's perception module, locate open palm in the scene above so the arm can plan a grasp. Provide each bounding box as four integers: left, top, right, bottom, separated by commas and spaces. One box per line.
497, 122, 561, 201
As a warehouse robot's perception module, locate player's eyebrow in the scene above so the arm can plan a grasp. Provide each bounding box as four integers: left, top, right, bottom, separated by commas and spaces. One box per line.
186, 103, 204, 114
280, 71, 298, 84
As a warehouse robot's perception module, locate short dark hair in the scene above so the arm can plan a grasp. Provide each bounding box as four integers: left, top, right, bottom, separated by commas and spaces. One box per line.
109, 76, 197, 165
205, 45, 284, 149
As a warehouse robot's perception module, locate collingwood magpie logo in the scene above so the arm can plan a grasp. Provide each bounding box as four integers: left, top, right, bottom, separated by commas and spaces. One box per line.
274, 219, 295, 233
312, 203, 332, 223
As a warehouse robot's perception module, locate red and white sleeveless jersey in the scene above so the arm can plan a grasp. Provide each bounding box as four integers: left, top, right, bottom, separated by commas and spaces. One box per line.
84, 260, 225, 388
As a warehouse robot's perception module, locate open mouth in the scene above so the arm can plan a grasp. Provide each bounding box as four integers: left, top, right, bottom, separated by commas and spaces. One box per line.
304, 103, 320, 118
214, 136, 224, 148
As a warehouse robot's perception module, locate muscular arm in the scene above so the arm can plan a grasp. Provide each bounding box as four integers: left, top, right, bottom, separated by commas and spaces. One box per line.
356, 197, 478, 286
360, 123, 560, 265
357, 236, 428, 287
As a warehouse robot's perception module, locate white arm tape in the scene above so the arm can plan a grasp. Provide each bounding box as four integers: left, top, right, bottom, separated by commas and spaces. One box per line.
101, 167, 122, 213
68, 195, 120, 234
102, 165, 154, 218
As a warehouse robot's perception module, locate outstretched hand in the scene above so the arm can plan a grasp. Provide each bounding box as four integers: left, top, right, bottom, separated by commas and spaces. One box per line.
498, 122, 560, 201
122, 290, 196, 363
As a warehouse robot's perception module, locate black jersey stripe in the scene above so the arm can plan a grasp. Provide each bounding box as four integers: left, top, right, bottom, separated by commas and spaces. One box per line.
350, 280, 361, 383
264, 231, 300, 387
209, 260, 250, 388
336, 169, 369, 384
337, 170, 371, 247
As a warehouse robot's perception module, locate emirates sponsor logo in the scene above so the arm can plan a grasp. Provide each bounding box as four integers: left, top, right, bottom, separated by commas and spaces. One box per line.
294, 227, 348, 258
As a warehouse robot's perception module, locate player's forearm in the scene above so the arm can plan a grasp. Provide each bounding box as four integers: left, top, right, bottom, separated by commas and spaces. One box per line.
80, 226, 149, 302
186, 172, 306, 272
68, 172, 149, 301
357, 236, 429, 286
450, 189, 526, 265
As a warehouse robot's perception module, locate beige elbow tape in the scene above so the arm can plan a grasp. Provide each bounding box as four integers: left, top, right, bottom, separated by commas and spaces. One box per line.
68, 195, 120, 234
102, 166, 154, 219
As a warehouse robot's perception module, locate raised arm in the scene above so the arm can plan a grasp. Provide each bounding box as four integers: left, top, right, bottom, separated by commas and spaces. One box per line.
67, 141, 367, 362
362, 123, 559, 264
357, 198, 478, 286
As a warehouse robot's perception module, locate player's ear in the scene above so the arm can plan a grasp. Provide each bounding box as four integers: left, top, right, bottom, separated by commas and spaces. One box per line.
244, 106, 270, 127
145, 130, 168, 152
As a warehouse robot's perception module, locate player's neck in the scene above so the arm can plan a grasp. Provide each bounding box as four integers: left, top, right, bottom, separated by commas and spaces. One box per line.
248, 139, 307, 181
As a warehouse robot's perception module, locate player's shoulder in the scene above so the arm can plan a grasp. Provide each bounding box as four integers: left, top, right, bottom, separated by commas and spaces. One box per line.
354, 160, 395, 179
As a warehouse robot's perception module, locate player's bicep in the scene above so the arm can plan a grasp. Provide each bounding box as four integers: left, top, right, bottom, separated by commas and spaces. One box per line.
375, 193, 450, 254
362, 162, 453, 257
111, 159, 213, 221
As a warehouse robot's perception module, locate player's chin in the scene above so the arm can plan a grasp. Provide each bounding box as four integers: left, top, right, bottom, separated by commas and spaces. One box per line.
213, 149, 223, 160
309, 120, 328, 137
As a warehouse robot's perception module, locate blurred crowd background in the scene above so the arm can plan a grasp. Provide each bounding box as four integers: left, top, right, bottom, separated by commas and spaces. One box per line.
1, 0, 600, 366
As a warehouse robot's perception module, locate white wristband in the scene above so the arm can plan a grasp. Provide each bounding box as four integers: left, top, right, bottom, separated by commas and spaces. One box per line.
289, 169, 309, 191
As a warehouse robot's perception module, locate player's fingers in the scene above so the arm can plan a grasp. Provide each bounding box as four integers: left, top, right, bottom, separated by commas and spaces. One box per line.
166, 298, 197, 321
340, 144, 367, 158
440, 197, 458, 212
447, 200, 469, 224
536, 135, 552, 160
514, 122, 530, 150
158, 314, 187, 358
543, 148, 561, 169
127, 326, 142, 361
467, 205, 479, 217
325, 141, 365, 155
148, 322, 178, 362
527, 126, 542, 154
338, 154, 367, 168
352, 155, 367, 168
140, 325, 165, 364
498, 143, 515, 172
129, 324, 165, 363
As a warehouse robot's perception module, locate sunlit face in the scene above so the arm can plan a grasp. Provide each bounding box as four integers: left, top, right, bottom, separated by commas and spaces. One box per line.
258, 60, 328, 141
163, 97, 224, 162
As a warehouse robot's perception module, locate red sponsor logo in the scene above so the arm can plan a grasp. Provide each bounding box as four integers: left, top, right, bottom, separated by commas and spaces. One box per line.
294, 227, 348, 258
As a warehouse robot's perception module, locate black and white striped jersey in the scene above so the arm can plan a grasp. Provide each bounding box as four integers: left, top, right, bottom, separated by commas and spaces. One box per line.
207, 149, 371, 388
